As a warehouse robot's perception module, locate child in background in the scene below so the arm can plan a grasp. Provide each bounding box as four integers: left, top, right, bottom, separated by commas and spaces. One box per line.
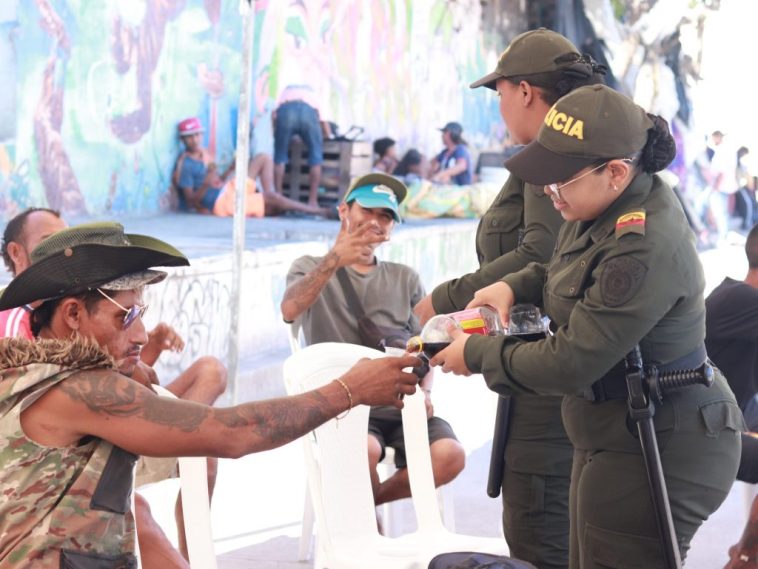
373, 137, 398, 174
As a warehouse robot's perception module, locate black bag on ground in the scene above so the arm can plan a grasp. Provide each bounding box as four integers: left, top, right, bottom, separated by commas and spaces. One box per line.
428, 552, 536, 569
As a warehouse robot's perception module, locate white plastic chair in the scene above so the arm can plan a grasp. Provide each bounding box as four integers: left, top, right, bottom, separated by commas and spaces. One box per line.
283, 342, 508, 569
134, 385, 218, 569
287, 324, 398, 558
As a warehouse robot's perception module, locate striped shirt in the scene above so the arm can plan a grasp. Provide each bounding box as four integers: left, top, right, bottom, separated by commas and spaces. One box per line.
0, 306, 33, 340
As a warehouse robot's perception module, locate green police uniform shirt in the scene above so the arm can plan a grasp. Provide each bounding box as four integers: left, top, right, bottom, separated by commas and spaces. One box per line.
0, 338, 138, 568
430, 175, 562, 313
464, 173, 710, 393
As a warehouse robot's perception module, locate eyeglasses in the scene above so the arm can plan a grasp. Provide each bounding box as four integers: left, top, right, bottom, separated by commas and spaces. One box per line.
96, 288, 148, 329
545, 159, 633, 201
545, 162, 609, 201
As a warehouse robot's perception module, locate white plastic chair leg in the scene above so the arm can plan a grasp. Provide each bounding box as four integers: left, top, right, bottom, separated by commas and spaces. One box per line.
439, 483, 456, 531
178, 456, 218, 569
299, 483, 315, 560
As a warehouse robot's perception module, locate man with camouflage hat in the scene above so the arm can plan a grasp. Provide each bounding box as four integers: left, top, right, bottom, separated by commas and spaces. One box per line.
0, 222, 420, 567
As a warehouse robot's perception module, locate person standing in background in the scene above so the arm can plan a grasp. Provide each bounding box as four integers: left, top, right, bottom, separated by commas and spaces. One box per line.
272, 84, 334, 205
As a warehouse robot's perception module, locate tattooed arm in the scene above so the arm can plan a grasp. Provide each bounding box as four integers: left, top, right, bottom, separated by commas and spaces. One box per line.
20, 355, 419, 458
281, 216, 388, 322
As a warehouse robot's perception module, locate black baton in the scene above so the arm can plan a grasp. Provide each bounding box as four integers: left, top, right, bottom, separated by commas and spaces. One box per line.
624, 346, 713, 569
487, 395, 511, 498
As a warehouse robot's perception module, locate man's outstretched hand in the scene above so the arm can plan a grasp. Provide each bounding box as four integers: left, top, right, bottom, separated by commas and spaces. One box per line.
339, 355, 421, 409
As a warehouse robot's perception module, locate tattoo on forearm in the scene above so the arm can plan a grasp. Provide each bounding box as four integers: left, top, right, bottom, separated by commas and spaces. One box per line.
213, 390, 335, 448
60, 371, 208, 432
282, 252, 340, 316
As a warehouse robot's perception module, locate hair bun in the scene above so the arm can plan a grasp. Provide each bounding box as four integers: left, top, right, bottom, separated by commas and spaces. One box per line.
641, 114, 676, 173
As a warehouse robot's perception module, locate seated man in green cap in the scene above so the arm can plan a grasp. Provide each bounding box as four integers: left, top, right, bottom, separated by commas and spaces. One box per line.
0, 221, 421, 568
281, 173, 465, 513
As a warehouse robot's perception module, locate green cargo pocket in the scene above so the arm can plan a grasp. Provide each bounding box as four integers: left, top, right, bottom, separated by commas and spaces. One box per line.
699, 399, 745, 438
584, 523, 669, 569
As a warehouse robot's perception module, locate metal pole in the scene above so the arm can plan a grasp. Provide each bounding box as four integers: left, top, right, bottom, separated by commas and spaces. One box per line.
228, 0, 255, 404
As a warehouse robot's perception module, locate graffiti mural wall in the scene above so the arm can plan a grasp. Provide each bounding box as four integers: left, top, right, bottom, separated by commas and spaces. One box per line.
0, 0, 512, 221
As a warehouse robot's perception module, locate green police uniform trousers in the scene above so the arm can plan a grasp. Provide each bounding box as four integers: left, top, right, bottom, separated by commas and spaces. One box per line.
432, 176, 570, 568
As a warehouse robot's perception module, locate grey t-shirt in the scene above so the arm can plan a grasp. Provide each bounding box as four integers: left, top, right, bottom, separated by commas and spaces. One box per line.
286, 255, 425, 345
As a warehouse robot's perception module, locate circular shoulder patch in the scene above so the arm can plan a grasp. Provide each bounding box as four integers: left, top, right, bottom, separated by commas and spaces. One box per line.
599, 256, 648, 307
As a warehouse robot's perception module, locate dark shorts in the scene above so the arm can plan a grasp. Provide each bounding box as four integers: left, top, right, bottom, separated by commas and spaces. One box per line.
274, 100, 323, 166
368, 406, 457, 469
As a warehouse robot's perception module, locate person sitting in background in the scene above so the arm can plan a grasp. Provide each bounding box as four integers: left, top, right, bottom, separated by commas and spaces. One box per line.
429, 122, 472, 186
174, 117, 334, 219
1, 208, 66, 337
281, 173, 465, 513
373, 137, 398, 174
393, 149, 428, 185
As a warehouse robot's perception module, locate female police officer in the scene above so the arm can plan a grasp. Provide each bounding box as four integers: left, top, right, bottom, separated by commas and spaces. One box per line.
415, 29, 605, 569
432, 85, 742, 568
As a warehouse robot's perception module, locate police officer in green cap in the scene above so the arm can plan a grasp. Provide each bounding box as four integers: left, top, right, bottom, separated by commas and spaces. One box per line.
431, 84, 743, 568
415, 28, 605, 569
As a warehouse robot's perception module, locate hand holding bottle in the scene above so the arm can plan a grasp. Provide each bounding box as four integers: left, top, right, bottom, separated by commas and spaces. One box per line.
429, 327, 472, 376
466, 281, 515, 329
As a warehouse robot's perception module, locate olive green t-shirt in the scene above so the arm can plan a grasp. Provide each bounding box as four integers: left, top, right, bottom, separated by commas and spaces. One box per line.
286, 255, 424, 345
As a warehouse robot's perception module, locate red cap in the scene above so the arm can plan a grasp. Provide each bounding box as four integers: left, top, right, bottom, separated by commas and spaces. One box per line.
178, 117, 204, 136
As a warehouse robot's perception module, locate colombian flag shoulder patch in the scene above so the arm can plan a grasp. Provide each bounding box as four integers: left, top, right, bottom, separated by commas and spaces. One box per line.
615, 210, 646, 239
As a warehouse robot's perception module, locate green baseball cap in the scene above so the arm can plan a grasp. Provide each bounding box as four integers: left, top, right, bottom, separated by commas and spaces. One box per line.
470, 28, 581, 90
504, 84, 654, 186
344, 173, 407, 222
0, 222, 189, 310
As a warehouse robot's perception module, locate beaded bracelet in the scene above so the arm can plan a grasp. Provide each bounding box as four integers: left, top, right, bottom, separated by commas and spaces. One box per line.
334, 378, 353, 420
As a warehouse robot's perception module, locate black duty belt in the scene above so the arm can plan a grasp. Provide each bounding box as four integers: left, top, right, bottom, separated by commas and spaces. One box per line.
584, 345, 707, 402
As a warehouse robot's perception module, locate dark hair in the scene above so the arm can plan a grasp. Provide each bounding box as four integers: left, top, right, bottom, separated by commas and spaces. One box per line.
394, 149, 423, 176
638, 114, 677, 174
506, 53, 606, 106
373, 137, 396, 158
746, 223, 758, 269
31, 289, 108, 337
2, 207, 62, 274
738, 146, 750, 160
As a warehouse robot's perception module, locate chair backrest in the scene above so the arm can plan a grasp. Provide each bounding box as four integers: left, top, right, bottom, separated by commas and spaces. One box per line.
151, 385, 218, 569
282, 343, 386, 551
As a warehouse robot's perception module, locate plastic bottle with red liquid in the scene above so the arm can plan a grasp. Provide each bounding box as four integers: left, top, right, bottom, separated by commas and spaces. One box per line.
406, 304, 548, 359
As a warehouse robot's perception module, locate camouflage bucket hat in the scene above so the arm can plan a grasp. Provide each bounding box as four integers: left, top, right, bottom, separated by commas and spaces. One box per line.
0, 222, 190, 310
470, 28, 581, 90
504, 84, 654, 186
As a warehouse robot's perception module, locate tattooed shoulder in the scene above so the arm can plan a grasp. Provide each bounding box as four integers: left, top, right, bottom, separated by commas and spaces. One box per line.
59, 370, 209, 432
